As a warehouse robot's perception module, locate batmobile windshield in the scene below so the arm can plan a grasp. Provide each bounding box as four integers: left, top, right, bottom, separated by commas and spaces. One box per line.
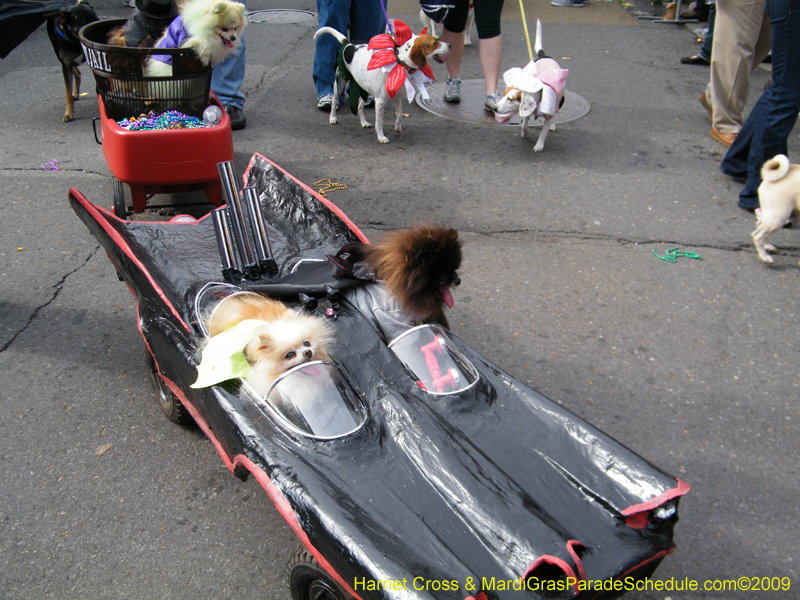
253, 361, 366, 440
389, 325, 479, 395
193, 284, 366, 439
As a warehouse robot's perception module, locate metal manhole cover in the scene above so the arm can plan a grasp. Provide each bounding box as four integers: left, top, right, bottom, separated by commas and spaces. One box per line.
417, 79, 591, 127
248, 9, 317, 24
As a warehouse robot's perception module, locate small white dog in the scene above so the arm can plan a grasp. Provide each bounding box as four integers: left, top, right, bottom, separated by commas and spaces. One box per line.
194, 292, 334, 398
419, 3, 473, 44
314, 19, 450, 143
145, 0, 246, 77
492, 20, 568, 152
751, 154, 800, 266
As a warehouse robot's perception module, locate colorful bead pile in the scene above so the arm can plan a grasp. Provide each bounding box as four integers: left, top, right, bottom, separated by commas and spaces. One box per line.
117, 110, 211, 131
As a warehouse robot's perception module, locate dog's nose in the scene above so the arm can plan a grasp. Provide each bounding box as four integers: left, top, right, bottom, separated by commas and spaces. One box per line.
303, 349, 313, 360
230, 34, 236, 41
454, 276, 461, 286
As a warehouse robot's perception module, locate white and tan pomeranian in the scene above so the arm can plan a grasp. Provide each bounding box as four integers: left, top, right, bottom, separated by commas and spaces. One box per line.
752, 154, 800, 266
145, 0, 247, 77
208, 292, 334, 397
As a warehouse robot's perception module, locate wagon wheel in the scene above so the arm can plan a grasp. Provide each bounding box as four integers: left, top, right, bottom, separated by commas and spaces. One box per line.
146, 352, 193, 425
287, 547, 350, 600
113, 178, 129, 219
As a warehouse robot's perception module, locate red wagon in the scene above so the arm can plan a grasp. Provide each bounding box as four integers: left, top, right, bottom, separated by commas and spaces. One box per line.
80, 19, 234, 219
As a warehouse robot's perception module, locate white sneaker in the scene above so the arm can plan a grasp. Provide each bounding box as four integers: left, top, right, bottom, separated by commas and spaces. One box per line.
317, 94, 335, 109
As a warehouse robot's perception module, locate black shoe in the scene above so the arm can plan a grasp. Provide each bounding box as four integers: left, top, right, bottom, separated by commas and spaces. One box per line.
225, 105, 246, 130
680, 54, 710, 65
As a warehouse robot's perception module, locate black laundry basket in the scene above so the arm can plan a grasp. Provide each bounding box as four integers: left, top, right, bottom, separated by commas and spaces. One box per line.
79, 19, 212, 121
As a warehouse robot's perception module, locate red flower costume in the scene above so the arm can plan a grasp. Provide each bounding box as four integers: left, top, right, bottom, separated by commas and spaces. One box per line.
367, 20, 435, 99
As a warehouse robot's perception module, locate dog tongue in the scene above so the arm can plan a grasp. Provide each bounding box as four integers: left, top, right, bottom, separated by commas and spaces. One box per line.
223, 39, 234, 48
441, 287, 454, 309
494, 112, 513, 122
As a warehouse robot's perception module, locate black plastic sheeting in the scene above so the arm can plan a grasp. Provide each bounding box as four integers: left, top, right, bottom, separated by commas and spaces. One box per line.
0, 0, 78, 59
69, 153, 688, 600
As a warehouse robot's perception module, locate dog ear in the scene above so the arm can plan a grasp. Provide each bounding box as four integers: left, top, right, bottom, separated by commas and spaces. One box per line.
213, 2, 226, 14
519, 93, 536, 118
43, 10, 67, 22
408, 39, 428, 70
255, 332, 276, 353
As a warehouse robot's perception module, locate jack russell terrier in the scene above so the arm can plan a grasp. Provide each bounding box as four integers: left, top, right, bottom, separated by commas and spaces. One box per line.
492, 20, 568, 152
314, 19, 450, 144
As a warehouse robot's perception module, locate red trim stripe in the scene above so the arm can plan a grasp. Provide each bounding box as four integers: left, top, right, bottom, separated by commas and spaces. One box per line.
567, 540, 586, 581
522, 555, 580, 595
69, 188, 192, 333
621, 479, 691, 516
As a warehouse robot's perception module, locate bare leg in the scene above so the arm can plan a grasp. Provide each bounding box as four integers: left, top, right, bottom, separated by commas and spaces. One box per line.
479, 35, 502, 96
441, 27, 465, 78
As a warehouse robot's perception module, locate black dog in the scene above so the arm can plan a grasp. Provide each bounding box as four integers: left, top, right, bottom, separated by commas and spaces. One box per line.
45, 1, 98, 122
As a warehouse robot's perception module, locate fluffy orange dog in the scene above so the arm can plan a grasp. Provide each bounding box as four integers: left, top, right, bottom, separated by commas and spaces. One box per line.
208, 292, 334, 396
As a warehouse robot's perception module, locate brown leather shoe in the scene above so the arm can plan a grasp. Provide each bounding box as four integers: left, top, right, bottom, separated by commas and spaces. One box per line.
700, 91, 713, 123
710, 127, 736, 147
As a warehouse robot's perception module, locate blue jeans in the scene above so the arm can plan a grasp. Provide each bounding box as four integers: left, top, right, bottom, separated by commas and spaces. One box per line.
211, 0, 247, 109
699, 3, 715, 62
314, 0, 386, 97
720, 0, 800, 209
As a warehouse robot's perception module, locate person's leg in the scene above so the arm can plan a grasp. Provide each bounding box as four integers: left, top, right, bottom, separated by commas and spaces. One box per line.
441, 0, 469, 78
439, 1, 468, 102
441, 28, 465, 78
210, 0, 247, 128
314, 0, 350, 100
473, 0, 503, 105
708, 0, 770, 135
348, 0, 386, 42
732, 0, 800, 209
479, 35, 502, 96
699, 2, 715, 61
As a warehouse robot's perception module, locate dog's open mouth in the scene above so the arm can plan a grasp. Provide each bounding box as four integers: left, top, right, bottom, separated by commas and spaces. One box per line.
440, 287, 455, 309
494, 111, 514, 122
433, 55, 446, 64
221, 37, 235, 48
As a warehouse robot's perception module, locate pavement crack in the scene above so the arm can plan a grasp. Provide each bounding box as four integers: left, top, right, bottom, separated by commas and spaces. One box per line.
249, 29, 313, 95
357, 223, 798, 254
1, 246, 101, 353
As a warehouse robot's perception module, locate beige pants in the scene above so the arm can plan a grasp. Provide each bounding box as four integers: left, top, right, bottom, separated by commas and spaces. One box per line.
705, 0, 772, 135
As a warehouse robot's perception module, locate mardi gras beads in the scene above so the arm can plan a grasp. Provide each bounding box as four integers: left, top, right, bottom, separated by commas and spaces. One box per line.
117, 110, 211, 131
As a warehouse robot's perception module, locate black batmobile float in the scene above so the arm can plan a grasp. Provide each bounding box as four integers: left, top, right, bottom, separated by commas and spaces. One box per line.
69, 153, 689, 600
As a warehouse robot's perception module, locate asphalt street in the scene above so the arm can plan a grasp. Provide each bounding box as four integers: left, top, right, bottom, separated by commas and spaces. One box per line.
1, 0, 798, 598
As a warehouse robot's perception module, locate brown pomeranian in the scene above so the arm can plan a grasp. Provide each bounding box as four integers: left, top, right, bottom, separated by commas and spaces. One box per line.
343, 223, 462, 341
208, 292, 334, 397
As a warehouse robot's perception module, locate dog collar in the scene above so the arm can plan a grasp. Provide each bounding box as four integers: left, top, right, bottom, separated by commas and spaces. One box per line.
55, 21, 69, 40
396, 54, 417, 74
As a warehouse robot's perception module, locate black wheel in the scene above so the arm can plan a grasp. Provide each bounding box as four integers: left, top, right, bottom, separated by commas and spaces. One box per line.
113, 178, 129, 219
287, 547, 350, 600
146, 352, 193, 425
